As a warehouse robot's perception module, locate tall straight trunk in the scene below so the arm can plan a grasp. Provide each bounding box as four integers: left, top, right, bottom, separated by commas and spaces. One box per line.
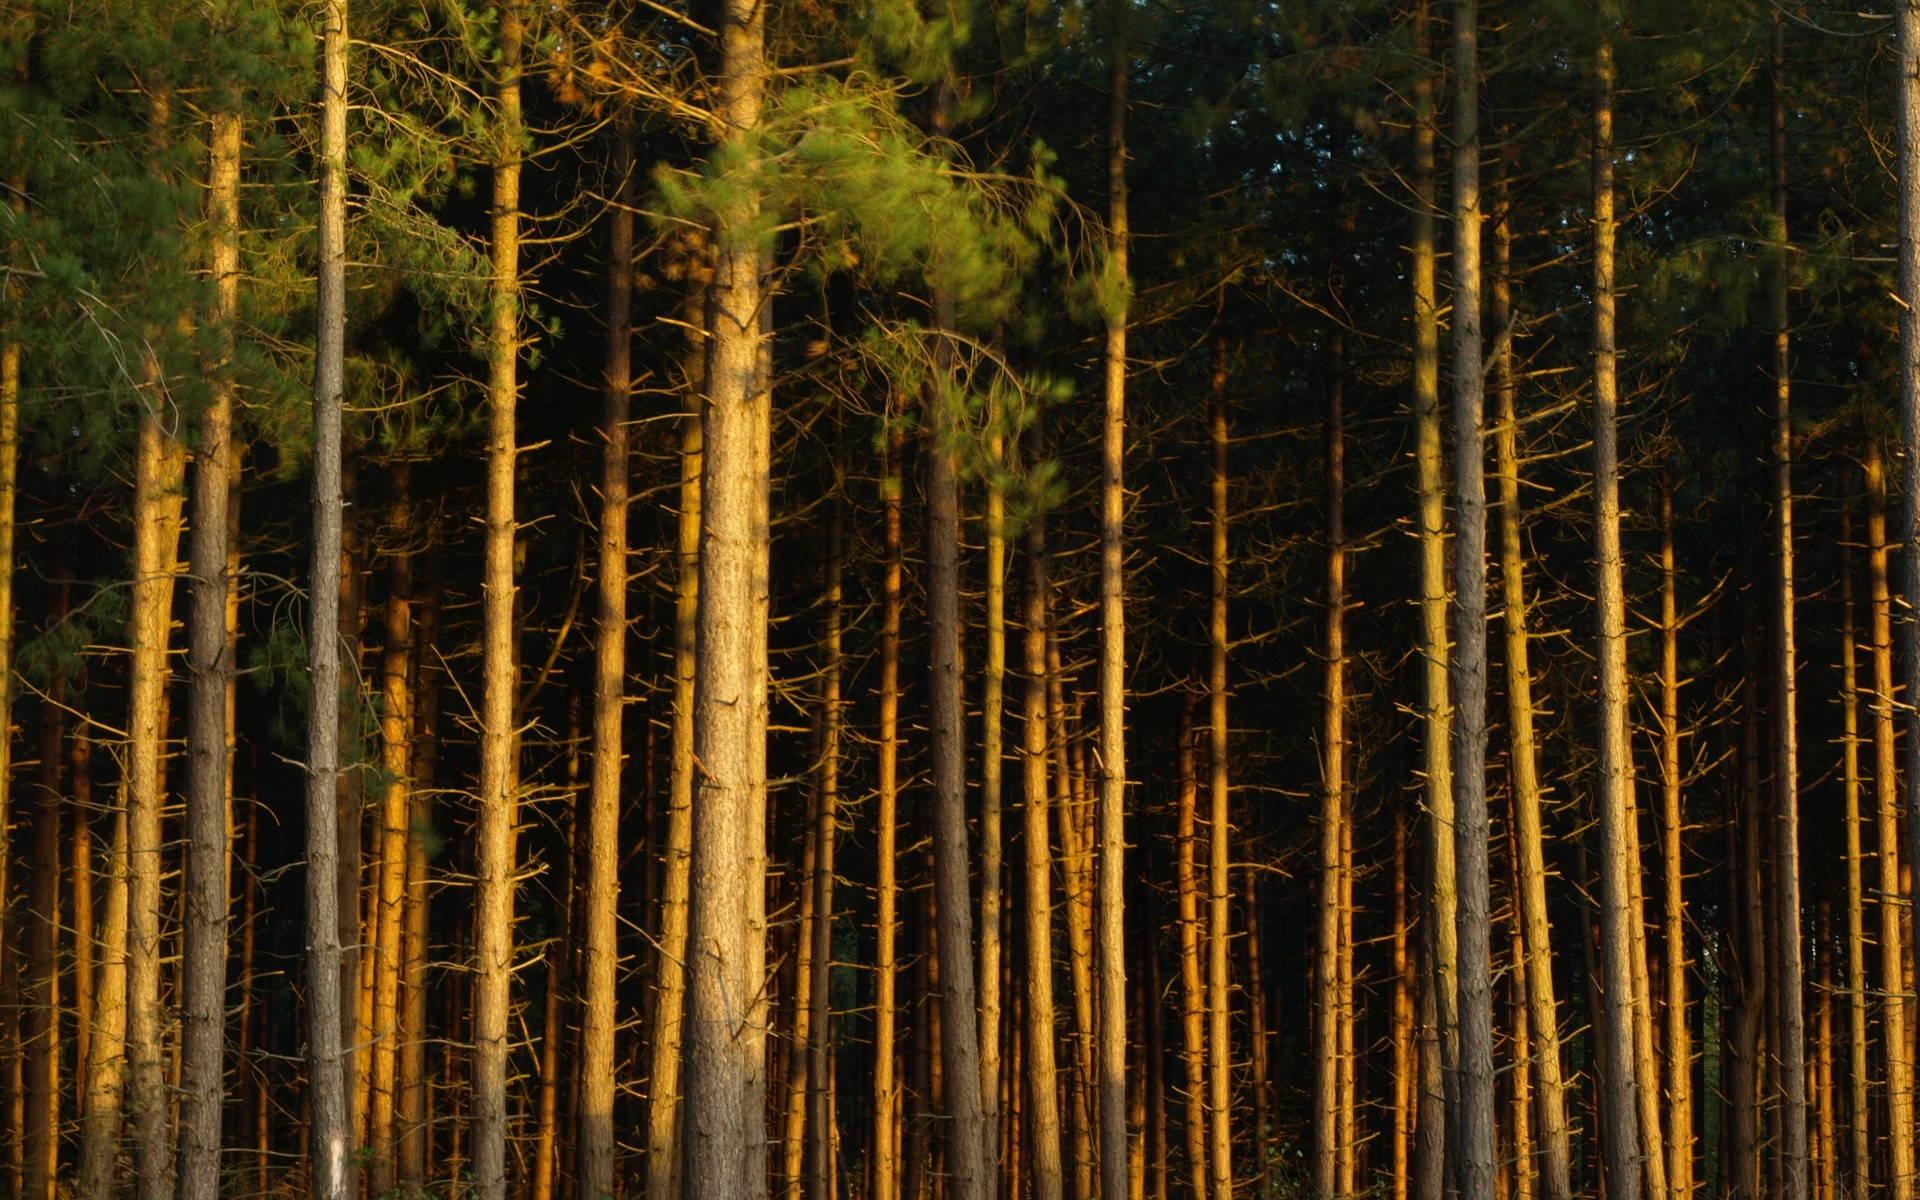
981, 426, 1007, 1200
1658, 470, 1692, 1200
129, 89, 188, 1200
306, 7, 352, 1196
472, 7, 524, 1197
1176, 695, 1207, 1200
1392, 802, 1413, 1200
1900, 6, 1920, 1199
683, 0, 772, 1187
23, 579, 63, 1200
1507, 810, 1535, 1200
1314, 331, 1346, 1200
1491, 147, 1573, 1200
1839, 475, 1869, 1199
873, 402, 904, 1200
0, 152, 16, 1200
71, 727, 94, 1122
783, 752, 821, 1200
176, 102, 241, 1200
1814, 909, 1835, 1200
78, 807, 129, 1200
1098, 25, 1134, 1200
1767, 25, 1810, 1200
1203, 357, 1232, 1200
1866, 437, 1913, 1200
369, 467, 413, 1199
1020, 559, 1064, 1200
1255, 866, 1282, 1200
1591, 15, 1643, 1200
1449, 5, 1497, 1198
397, 562, 440, 1189
1627, 781, 1668, 1200
1410, 9, 1454, 1195
927, 281, 991, 1200
1060, 675, 1096, 1200
646, 233, 707, 1200
580, 117, 632, 1200
1730, 678, 1765, 1200
534, 938, 565, 1200
807, 510, 844, 1200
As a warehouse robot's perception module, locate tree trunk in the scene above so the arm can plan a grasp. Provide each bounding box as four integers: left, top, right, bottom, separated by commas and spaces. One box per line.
23, 574, 63, 1200
1392, 800, 1413, 1200
683, 0, 772, 1187
981, 426, 1007, 1200
1839, 473, 1869, 1200
646, 231, 707, 1200
71, 725, 93, 1125
77, 805, 129, 1200
1768, 25, 1810, 1200
369, 466, 413, 1199
0, 152, 16, 1200
398, 557, 440, 1190
1866, 436, 1913, 1200
1315, 329, 1346, 1200
783, 752, 821, 1200
1449, 5, 1497, 1197
1175, 692, 1207, 1200
1592, 15, 1643, 1200
1730, 676, 1765, 1200
1410, 9, 1454, 1196
1658, 469, 1692, 1200
873, 396, 904, 1200
1096, 22, 1134, 1200
306, 5, 352, 1195
928, 276, 991, 1200
1491, 142, 1573, 1200
808, 507, 845, 1200
176, 100, 241, 1200
580, 116, 632, 1200
471, 6, 524, 1197
129, 323, 187, 1200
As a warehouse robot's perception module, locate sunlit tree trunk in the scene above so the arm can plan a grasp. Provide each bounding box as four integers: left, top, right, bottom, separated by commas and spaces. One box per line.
368, 466, 413, 1200
981, 426, 1007, 1200
580, 116, 632, 1200
71, 726, 93, 1125
682, 0, 773, 1186
1866, 437, 1913, 1200
1591, 14, 1643, 1200
1409, 10, 1453, 1195
1097, 22, 1134, 1200
1392, 803, 1413, 1200
1314, 329, 1346, 1200
646, 231, 706, 1200
1491, 147, 1573, 1200
1657, 469, 1692, 1200
1175, 691, 1207, 1200
1839, 473, 1869, 1200
807, 508, 844, 1200
397, 560, 440, 1189
77, 805, 128, 1200
873, 400, 904, 1200
472, 8, 525, 1196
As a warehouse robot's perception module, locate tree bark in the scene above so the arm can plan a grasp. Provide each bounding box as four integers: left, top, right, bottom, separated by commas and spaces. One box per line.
1491, 143, 1573, 1200
176, 100, 241, 1200
1658, 469, 1692, 1200
23, 573, 62, 1200
398, 558, 440, 1189
1315, 329, 1345, 1200
369, 466, 413, 1200
1175, 691, 1207, 1200
981, 424, 1007, 1200
873, 393, 904, 1200
1592, 14, 1643, 1200
1768, 25, 1810, 1200
1098, 24, 1134, 1200
1866, 436, 1913, 1200
1450, 6, 1497, 1198
471, 7, 524, 1198
646, 231, 707, 1200
306, 5, 352, 1195
807, 506, 845, 1200
1410, 10, 1454, 1196
580, 115, 632, 1200
1839, 472, 1869, 1200
77, 806, 129, 1200
682, 0, 772, 1187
